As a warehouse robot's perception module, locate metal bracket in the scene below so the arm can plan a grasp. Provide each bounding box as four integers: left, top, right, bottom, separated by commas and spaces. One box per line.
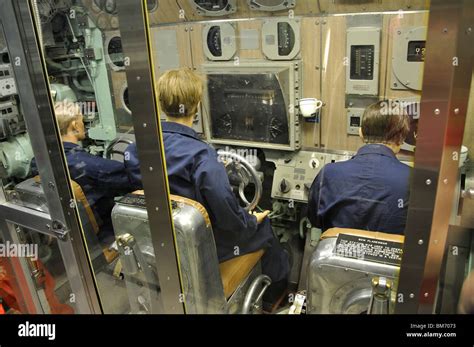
48, 220, 69, 240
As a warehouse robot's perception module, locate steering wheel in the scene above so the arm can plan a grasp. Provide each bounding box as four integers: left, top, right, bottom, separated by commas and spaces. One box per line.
105, 138, 134, 159
217, 150, 262, 212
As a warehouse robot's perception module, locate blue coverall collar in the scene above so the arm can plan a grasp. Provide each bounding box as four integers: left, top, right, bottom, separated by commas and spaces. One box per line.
356, 144, 397, 159
161, 121, 200, 140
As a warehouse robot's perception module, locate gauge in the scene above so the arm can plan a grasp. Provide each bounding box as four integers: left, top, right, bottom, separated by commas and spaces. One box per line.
147, 0, 159, 12
191, 0, 237, 16
277, 22, 295, 56
203, 23, 236, 61
262, 19, 300, 60
107, 36, 124, 69
248, 0, 296, 11
269, 117, 283, 139
122, 86, 131, 114
194, 0, 229, 11
207, 26, 222, 57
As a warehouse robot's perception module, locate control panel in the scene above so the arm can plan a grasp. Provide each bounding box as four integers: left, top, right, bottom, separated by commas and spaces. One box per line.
0, 64, 17, 98
391, 26, 427, 91
271, 150, 352, 202
345, 27, 380, 96
262, 19, 300, 60
203, 23, 237, 61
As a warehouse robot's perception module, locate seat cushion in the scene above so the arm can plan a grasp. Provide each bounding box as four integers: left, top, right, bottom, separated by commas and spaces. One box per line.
219, 250, 265, 299
321, 227, 404, 243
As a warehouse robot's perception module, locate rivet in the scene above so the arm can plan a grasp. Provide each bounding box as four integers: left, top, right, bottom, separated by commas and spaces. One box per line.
161, 243, 165, 247
424, 292, 429, 298
149, 167, 153, 171
409, 293, 415, 299
418, 239, 423, 245
426, 179, 432, 185
434, 109, 440, 115
443, 28, 448, 33
143, 123, 147, 127
443, 179, 448, 184
136, 76, 141, 81
454, 108, 459, 115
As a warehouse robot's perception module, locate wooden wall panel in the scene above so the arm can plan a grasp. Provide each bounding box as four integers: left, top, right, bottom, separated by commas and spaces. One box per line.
148, 1, 183, 25
319, 16, 363, 152
301, 18, 322, 147
148, 8, 434, 154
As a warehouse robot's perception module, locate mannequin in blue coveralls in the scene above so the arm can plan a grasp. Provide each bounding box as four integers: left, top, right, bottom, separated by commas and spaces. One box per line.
308, 100, 411, 235
124, 68, 290, 311
35, 102, 136, 242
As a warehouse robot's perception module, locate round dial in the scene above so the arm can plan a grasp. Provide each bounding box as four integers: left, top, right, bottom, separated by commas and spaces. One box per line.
277, 22, 295, 56
194, 0, 229, 12
107, 36, 124, 68
207, 26, 222, 57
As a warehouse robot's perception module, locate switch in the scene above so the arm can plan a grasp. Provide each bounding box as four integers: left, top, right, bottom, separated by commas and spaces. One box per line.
279, 179, 291, 193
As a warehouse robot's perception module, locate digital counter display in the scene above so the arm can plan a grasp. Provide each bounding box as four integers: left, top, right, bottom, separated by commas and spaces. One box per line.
407, 40, 426, 62
350, 45, 374, 80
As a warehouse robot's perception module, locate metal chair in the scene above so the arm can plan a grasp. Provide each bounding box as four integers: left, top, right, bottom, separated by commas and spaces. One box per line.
112, 193, 271, 314
306, 228, 404, 314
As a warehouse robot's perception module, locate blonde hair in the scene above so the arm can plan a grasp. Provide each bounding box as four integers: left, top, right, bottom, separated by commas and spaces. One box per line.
54, 101, 82, 135
157, 68, 203, 118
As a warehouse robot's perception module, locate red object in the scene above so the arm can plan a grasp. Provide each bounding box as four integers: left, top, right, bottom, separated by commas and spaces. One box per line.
0, 257, 74, 314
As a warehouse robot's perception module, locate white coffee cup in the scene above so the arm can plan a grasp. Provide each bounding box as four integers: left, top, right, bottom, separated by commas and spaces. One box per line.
299, 98, 323, 118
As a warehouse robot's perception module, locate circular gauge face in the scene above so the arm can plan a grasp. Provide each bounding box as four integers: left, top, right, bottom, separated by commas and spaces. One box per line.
207, 26, 222, 57
194, 0, 229, 12
147, 0, 159, 12
269, 117, 283, 139
255, 0, 286, 6
108, 36, 124, 68
122, 86, 131, 114
277, 22, 295, 56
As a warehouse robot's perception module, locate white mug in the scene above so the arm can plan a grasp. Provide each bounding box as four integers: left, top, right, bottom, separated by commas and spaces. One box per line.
299, 98, 323, 118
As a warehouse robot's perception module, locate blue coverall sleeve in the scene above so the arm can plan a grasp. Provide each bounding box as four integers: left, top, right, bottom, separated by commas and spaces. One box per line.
194, 157, 258, 240
75, 154, 135, 196
308, 169, 324, 228
123, 143, 144, 190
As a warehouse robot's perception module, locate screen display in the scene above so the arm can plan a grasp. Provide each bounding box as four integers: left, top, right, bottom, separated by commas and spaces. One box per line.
407, 40, 426, 62
207, 73, 290, 145
350, 45, 374, 80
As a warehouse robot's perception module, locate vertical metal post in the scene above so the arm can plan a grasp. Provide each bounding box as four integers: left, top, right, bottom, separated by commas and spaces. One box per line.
116, 0, 185, 313
0, 0, 101, 313
395, 0, 474, 313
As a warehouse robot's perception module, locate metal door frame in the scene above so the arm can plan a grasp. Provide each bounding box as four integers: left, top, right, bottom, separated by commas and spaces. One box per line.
395, 0, 474, 313
0, 0, 101, 314
0, 0, 184, 314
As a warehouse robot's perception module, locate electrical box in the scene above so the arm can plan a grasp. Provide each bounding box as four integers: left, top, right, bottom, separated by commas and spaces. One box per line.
391, 26, 427, 91
189, 0, 237, 16
203, 23, 237, 61
345, 27, 380, 96
262, 19, 300, 61
248, 0, 296, 11
347, 107, 364, 136
0, 64, 17, 97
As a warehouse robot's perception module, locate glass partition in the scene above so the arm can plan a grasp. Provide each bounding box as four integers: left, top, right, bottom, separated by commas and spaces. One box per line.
1, 0, 472, 316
